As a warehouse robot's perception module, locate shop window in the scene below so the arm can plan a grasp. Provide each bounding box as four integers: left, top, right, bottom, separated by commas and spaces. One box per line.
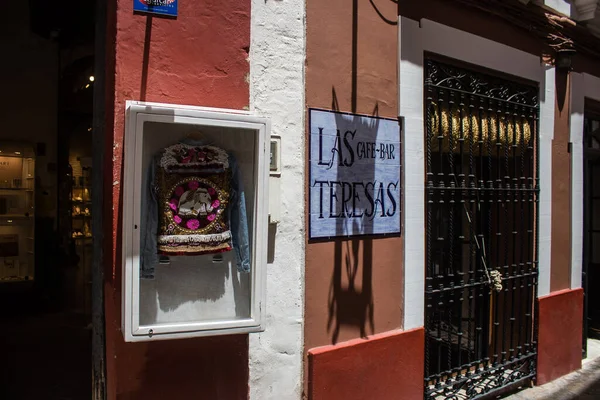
0, 142, 35, 283
122, 102, 269, 341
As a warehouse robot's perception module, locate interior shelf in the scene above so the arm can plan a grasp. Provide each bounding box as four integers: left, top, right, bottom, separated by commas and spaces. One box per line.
0, 142, 35, 283
69, 163, 93, 314
0, 276, 33, 283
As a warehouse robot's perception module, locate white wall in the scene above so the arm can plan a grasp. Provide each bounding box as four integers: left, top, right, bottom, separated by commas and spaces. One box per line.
543, 0, 572, 16
399, 18, 556, 329
570, 72, 600, 289
249, 0, 306, 399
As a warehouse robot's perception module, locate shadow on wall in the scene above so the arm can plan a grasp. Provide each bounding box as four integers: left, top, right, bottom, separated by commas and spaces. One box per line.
323, 0, 398, 344
325, 88, 382, 344
137, 256, 250, 322
327, 232, 375, 343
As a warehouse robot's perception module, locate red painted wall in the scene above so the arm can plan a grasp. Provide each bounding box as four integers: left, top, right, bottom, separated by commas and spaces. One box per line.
537, 288, 583, 385
304, 0, 403, 392
551, 72, 572, 292
104, 1, 250, 398
304, 0, 402, 350
307, 329, 424, 400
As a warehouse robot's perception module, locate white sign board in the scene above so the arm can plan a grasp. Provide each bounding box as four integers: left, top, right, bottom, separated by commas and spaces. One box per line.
309, 109, 401, 239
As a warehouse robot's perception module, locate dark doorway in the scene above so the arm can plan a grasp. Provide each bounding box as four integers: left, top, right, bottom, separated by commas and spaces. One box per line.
423, 56, 539, 400
583, 104, 600, 358
0, 1, 97, 399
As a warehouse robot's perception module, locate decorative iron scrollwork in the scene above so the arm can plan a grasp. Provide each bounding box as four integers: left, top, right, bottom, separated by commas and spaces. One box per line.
425, 59, 538, 107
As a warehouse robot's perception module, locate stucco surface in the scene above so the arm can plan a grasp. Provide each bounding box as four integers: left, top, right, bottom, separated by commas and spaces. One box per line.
537, 288, 584, 385
551, 72, 572, 292
307, 328, 424, 400
106, 1, 251, 398
304, 0, 403, 351
249, 0, 306, 399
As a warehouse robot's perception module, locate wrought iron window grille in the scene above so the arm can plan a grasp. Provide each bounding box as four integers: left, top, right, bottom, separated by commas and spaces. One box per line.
424, 57, 539, 400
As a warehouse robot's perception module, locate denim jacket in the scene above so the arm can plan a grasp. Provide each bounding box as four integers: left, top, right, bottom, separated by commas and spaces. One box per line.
140, 139, 251, 279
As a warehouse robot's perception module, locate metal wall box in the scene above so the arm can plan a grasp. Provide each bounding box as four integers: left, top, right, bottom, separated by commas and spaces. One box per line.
122, 101, 269, 342
268, 135, 281, 224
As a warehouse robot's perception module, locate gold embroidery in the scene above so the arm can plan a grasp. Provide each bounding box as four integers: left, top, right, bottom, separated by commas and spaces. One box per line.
155, 163, 233, 256
428, 101, 532, 154
164, 177, 229, 235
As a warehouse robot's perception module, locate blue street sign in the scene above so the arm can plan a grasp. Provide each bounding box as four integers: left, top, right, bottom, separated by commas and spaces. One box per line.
134, 0, 178, 17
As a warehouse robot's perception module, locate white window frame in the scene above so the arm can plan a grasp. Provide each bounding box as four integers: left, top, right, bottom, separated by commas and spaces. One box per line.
569, 73, 600, 289
399, 18, 556, 330
122, 101, 269, 342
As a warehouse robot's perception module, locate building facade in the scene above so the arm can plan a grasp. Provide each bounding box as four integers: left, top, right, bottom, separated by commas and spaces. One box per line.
97, 0, 600, 399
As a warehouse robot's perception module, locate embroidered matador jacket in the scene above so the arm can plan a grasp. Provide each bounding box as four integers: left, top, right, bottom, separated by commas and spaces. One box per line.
140, 139, 251, 279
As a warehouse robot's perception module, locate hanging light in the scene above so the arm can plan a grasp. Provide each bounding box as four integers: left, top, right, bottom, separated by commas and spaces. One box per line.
556, 48, 576, 71
89, 76, 95, 82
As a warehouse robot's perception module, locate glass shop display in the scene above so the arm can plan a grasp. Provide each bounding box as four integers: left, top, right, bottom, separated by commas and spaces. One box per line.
122, 102, 269, 341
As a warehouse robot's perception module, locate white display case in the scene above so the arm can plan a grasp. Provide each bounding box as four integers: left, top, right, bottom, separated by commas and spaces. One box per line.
122, 101, 269, 342
0, 142, 35, 283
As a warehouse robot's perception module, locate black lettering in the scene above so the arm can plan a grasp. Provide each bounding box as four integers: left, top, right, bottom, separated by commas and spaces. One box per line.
341, 182, 353, 217
389, 144, 395, 160
343, 130, 355, 166
329, 181, 343, 218
352, 182, 364, 218
317, 127, 329, 166
374, 182, 386, 218
386, 181, 398, 216
331, 130, 344, 168
313, 180, 328, 218
356, 142, 365, 159
364, 182, 375, 217
380, 143, 387, 159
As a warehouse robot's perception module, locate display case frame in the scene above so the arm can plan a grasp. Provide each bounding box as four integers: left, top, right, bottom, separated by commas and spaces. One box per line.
122, 101, 270, 342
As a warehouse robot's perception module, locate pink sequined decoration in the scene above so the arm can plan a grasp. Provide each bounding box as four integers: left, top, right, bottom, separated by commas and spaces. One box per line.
186, 219, 200, 230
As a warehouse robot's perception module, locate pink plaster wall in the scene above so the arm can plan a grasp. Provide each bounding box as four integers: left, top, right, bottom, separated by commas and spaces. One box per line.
104, 1, 250, 398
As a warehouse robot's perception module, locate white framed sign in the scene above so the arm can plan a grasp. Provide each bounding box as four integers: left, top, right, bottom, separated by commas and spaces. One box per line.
309, 108, 401, 239
122, 101, 269, 342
